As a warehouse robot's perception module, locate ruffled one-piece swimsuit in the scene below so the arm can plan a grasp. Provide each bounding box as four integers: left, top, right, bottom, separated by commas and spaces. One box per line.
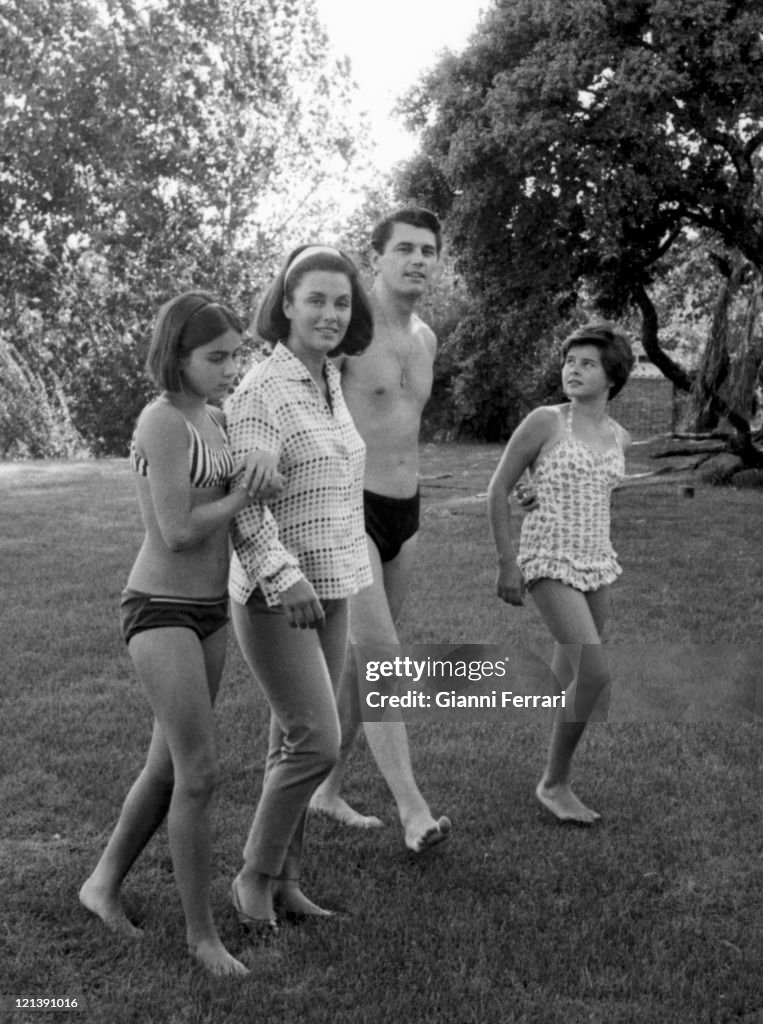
517, 403, 624, 592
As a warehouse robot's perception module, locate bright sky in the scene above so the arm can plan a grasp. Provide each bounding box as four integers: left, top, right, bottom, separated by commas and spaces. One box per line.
314, 0, 487, 170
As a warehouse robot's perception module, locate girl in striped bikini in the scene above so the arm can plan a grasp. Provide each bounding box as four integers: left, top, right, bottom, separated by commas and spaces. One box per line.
488, 323, 634, 825
79, 292, 281, 976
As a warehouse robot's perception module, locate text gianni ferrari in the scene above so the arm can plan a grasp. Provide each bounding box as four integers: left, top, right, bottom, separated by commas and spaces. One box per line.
362, 656, 565, 710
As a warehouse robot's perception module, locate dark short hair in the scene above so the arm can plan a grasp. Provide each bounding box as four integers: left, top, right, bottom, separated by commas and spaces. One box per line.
370, 207, 442, 256
561, 321, 635, 400
255, 245, 373, 356
147, 292, 244, 393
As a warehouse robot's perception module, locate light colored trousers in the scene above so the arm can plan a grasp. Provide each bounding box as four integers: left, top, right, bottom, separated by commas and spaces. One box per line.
231, 593, 347, 879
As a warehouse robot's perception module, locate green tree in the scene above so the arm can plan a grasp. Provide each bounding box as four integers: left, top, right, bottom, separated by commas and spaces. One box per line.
0, 0, 366, 454
399, 0, 763, 447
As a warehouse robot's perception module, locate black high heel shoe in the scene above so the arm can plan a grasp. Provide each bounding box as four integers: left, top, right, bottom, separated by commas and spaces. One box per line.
230, 880, 279, 938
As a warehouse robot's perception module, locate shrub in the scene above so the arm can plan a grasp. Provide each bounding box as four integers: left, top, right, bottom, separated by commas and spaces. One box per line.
0, 334, 89, 459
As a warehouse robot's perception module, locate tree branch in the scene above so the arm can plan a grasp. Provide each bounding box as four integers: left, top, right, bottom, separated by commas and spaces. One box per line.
632, 281, 694, 391
743, 128, 763, 162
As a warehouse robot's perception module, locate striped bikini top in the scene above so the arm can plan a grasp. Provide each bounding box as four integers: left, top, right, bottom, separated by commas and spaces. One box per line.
130, 409, 236, 488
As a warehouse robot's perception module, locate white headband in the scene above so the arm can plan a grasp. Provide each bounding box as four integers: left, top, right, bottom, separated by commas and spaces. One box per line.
284, 245, 344, 281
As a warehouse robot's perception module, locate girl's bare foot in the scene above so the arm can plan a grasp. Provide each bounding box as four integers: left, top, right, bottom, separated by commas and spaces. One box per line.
188, 938, 249, 977
535, 780, 601, 824
78, 877, 144, 939
309, 792, 383, 829
403, 812, 452, 854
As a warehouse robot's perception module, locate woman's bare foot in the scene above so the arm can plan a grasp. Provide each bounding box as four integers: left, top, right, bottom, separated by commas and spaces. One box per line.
188, 938, 249, 977
309, 792, 383, 829
273, 882, 334, 920
78, 877, 144, 939
535, 780, 601, 824
403, 812, 452, 854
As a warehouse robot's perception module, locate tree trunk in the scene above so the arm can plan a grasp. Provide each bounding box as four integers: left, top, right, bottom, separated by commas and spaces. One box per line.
688, 256, 763, 464
725, 265, 763, 432
633, 276, 763, 465
689, 255, 742, 430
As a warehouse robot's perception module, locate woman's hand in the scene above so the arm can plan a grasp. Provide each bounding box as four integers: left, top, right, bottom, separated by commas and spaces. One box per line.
514, 481, 539, 512
238, 451, 284, 501
256, 474, 285, 502
278, 578, 326, 629
496, 562, 525, 606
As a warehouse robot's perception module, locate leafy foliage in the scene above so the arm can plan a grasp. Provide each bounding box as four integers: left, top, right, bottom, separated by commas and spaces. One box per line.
0, 331, 85, 458
398, 0, 763, 438
0, 0, 367, 454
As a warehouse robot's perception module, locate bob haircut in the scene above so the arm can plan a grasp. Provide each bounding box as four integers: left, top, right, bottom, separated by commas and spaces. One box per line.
561, 321, 635, 400
147, 291, 244, 393
371, 206, 442, 256
255, 245, 373, 357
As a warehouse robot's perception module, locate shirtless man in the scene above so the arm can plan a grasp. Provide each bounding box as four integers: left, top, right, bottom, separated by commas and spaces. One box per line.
310, 207, 451, 853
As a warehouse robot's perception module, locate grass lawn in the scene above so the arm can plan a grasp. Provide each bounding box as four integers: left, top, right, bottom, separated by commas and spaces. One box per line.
1, 445, 761, 1024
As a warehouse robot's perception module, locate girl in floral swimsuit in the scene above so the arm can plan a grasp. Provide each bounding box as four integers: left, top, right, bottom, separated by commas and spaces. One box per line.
488, 322, 634, 824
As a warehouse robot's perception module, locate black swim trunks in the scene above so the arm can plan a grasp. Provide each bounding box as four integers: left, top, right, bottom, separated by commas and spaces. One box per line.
363, 489, 420, 563
120, 589, 229, 645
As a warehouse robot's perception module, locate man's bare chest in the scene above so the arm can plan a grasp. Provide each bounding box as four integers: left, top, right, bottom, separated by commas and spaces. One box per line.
344, 339, 433, 404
